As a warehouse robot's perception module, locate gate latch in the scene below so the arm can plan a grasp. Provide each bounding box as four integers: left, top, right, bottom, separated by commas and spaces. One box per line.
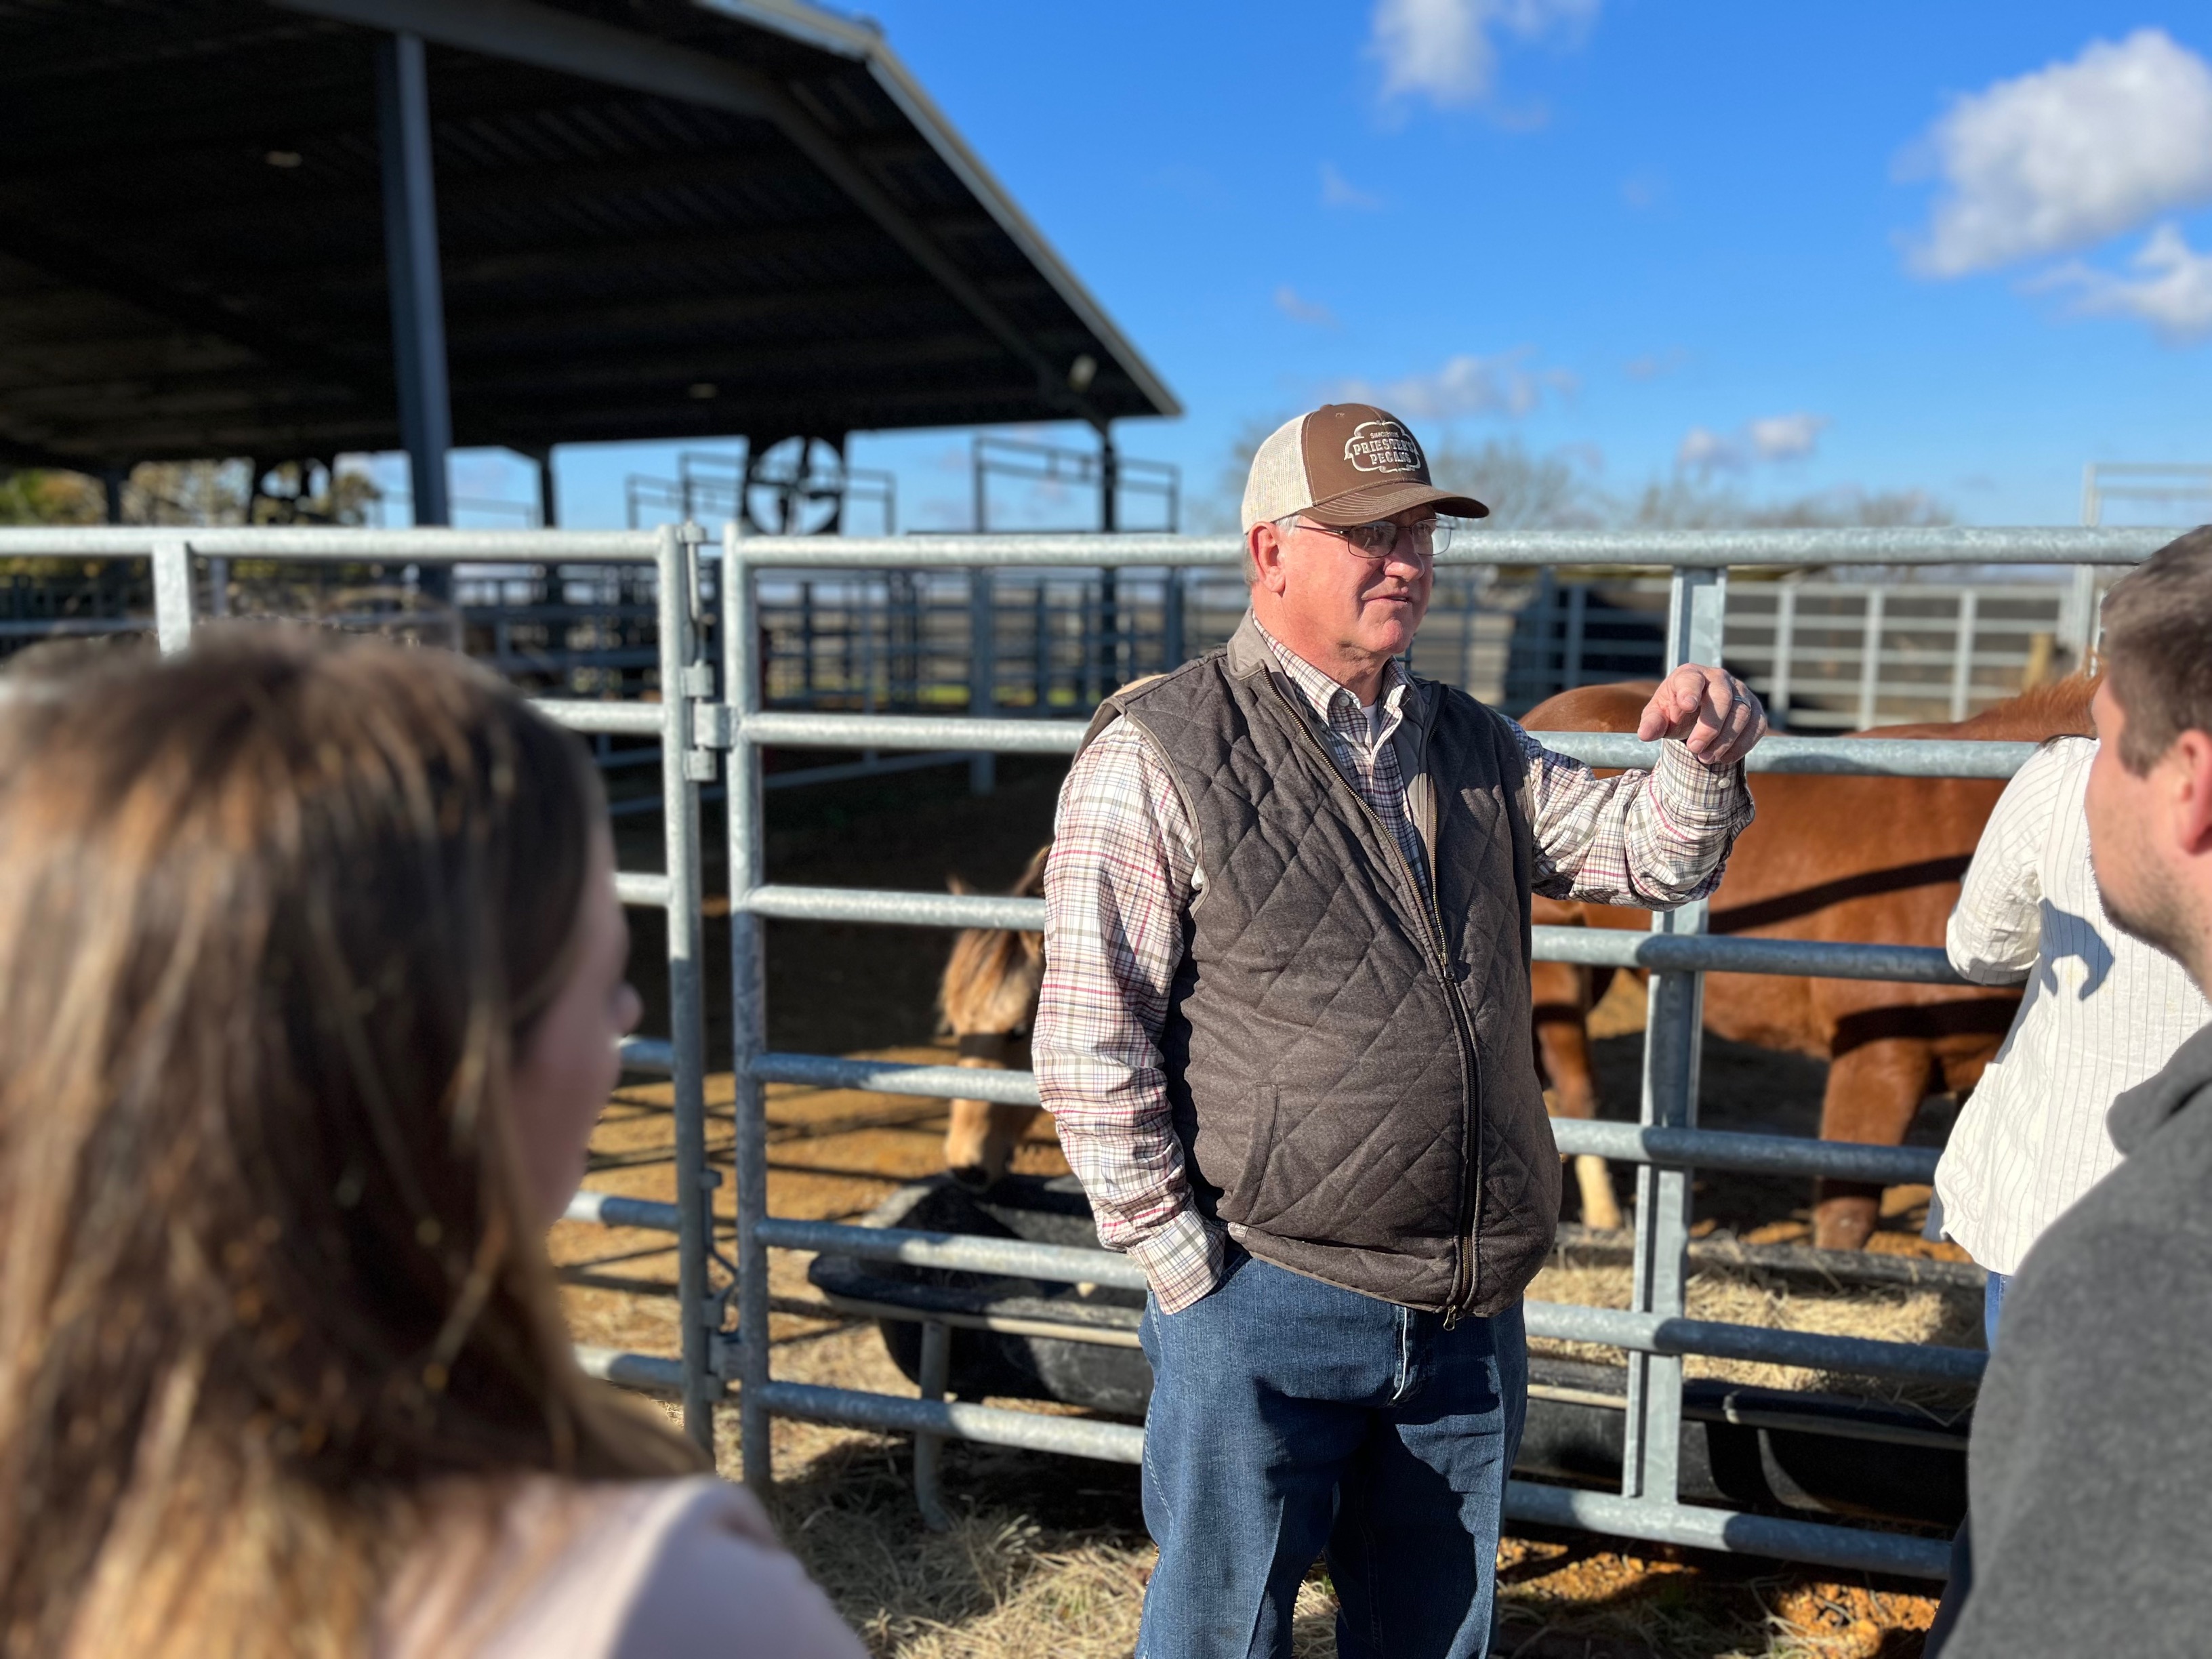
693, 703, 735, 751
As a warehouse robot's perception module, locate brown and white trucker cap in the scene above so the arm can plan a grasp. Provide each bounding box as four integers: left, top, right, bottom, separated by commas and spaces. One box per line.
1240, 403, 1489, 533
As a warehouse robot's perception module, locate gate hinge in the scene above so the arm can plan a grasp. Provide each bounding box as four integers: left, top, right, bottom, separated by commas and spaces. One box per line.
683, 751, 719, 783
693, 703, 734, 751
682, 662, 716, 698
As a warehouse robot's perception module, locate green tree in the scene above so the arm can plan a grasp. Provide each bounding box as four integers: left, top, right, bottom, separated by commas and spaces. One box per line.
0, 470, 102, 525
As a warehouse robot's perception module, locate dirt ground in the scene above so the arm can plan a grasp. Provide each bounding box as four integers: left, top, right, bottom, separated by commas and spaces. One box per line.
565, 756, 1958, 1657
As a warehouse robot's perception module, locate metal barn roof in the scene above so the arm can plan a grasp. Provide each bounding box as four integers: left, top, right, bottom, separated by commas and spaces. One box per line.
0, 0, 1179, 474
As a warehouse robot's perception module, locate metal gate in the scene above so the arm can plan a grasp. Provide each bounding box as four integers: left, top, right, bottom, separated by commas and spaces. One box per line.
0, 522, 725, 1445
712, 524, 2162, 1584
0, 519, 2171, 1582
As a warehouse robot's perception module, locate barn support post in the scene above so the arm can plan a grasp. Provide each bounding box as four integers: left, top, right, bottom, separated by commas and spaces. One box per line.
725, 523, 775, 1488
532, 448, 559, 527
1098, 428, 1120, 695
375, 30, 455, 545
1620, 566, 1723, 1504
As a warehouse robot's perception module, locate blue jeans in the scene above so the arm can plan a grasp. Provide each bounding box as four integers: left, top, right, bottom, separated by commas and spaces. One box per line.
1136, 1249, 1528, 1659
1984, 1269, 2011, 1349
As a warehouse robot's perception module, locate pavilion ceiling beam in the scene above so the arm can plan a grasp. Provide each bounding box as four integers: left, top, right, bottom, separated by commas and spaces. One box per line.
0, 433, 107, 474
452, 329, 1003, 394
270, 0, 1101, 424
0, 224, 384, 408
447, 279, 959, 351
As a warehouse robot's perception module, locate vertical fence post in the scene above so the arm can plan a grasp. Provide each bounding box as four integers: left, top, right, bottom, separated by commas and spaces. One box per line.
152, 539, 193, 655
968, 568, 996, 794
800, 580, 816, 699
1031, 581, 1051, 712
1769, 580, 1797, 728
1161, 566, 1186, 672
1949, 588, 1978, 722
725, 523, 774, 1489
2062, 563, 2100, 669
914, 1319, 952, 1531
1856, 588, 1886, 731
656, 523, 716, 1454
1620, 565, 1724, 1503
1562, 583, 1586, 690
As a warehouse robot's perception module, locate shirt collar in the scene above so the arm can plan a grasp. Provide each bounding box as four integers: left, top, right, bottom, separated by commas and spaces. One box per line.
1250, 615, 1413, 724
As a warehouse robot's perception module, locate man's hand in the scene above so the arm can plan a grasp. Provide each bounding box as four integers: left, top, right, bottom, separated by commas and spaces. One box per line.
1636, 663, 1767, 768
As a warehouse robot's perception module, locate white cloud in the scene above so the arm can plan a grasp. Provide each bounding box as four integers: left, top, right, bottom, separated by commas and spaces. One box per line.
1678, 413, 1829, 472
1746, 412, 1829, 461
1275, 285, 1340, 327
1338, 347, 1578, 419
2041, 222, 2212, 342
1370, 0, 1600, 110
1676, 426, 1737, 471
1320, 163, 1384, 210
1907, 29, 2212, 276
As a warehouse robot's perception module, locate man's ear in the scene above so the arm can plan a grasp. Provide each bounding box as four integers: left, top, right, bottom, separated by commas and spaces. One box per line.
1248, 523, 1289, 596
2173, 729, 2212, 857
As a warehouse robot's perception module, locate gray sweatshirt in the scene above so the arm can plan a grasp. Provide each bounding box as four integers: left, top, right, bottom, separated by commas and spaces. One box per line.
1938, 1019, 2212, 1658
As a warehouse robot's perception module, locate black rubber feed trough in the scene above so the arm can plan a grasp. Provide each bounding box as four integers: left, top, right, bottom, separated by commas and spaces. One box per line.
807, 1175, 1970, 1529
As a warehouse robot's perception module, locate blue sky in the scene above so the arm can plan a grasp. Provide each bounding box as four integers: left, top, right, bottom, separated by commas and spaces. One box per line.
405, 1, 2212, 532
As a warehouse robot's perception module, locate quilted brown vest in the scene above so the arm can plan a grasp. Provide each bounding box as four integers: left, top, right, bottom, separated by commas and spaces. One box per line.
1084, 624, 1560, 1317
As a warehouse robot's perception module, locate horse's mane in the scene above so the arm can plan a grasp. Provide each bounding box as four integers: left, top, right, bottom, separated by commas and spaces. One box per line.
939, 843, 1050, 1035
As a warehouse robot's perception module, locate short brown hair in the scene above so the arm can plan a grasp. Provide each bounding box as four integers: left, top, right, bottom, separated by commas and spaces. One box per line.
0, 629, 694, 1658
2101, 526, 2212, 773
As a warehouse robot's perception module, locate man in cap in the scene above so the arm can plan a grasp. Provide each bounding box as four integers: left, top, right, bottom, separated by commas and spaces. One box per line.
1034, 403, 1767, 1658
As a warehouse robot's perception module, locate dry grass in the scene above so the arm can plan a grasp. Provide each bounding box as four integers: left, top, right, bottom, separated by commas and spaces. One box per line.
1528, 1253, 1982, 1406
550, 1055, 1943, 1658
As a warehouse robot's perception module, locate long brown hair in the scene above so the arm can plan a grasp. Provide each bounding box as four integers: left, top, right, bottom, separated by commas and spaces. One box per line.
0, 629, 696, 1658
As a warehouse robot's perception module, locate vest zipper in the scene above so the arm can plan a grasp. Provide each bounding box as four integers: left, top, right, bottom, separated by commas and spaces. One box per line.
1266, 677, 1486, 1324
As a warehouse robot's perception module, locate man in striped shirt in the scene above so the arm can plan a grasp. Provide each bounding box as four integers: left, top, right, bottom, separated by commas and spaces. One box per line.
1034, 403, 1765, 1659
1929, 529, 2212, 1658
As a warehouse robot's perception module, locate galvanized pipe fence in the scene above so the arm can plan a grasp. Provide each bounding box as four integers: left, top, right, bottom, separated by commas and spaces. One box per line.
0, 520, 2173, 1585
0, 523, 726, 1449
716, 524, 2163, 1585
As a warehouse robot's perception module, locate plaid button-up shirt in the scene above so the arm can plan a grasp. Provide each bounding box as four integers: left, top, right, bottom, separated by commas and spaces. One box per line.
1036, 617, 1754, 1311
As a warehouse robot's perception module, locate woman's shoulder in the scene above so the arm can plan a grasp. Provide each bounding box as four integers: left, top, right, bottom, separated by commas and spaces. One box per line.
595, 1478, 865, 1659
384, 1475, 863, 1659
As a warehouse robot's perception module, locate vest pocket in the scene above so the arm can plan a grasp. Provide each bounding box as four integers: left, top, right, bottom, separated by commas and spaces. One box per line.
1218, 1084, 1282, 1227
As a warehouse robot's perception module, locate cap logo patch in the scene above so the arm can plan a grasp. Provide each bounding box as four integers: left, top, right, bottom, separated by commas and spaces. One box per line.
1343, 419, 1423, 476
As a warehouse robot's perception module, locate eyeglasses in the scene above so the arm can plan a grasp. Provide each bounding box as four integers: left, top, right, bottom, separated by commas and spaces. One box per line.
1293, 516, 1453, 562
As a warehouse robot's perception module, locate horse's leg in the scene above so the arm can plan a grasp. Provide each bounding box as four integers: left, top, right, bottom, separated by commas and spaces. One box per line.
1534, 961, 1621, 1231
1812, 1036, 1937, 1250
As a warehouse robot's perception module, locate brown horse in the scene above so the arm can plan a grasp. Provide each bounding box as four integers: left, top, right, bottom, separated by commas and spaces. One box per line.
1523, 676, 2097, 1250
939, 844, 1050, 1189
